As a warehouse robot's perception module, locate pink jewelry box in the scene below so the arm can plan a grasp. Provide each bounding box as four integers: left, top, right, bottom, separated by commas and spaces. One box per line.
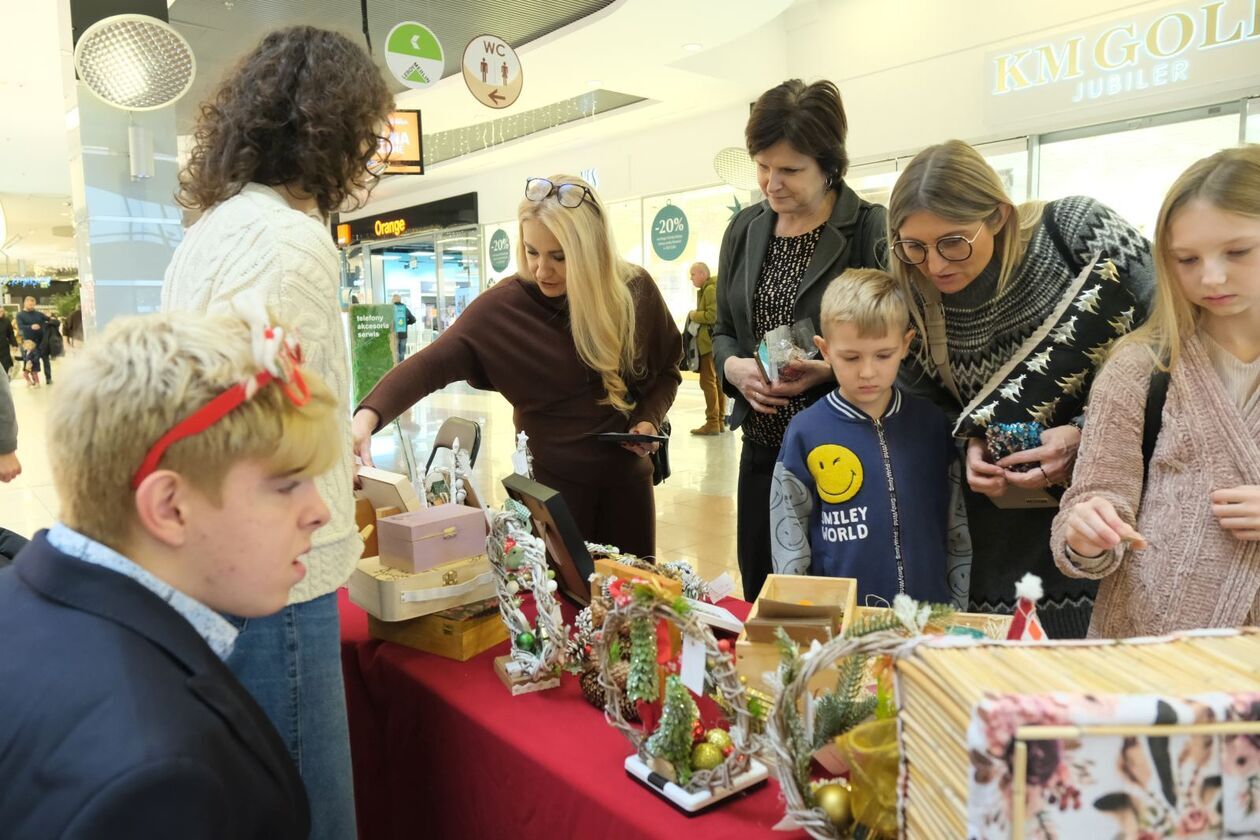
377, 504, 488, 573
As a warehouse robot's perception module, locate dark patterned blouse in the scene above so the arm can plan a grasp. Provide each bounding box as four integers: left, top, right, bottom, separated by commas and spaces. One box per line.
744, 224, 824, 446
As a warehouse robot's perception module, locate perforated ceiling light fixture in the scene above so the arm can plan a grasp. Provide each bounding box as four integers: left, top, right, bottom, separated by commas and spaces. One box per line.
73, 14, 196, 112
713, 147, 760, 192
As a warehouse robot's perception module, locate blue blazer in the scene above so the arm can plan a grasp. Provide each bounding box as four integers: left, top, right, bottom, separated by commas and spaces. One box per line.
0, 533, 310, 839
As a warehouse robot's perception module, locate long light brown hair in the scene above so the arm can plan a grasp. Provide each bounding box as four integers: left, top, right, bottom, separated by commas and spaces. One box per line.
1117, 145, 1260, 370
887, 141, 1044, 338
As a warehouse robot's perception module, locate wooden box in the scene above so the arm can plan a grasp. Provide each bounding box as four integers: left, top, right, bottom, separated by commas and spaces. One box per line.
853, 605, 1012, 639
348, 554, 495, 622
591, 557, 682, 599
378, 503, 487, 573
743, 574, 856, 645
357, 466, 423, 513
368, 597, 507, 661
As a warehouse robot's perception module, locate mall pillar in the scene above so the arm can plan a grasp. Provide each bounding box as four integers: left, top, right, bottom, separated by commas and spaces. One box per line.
58, 0, 184, 339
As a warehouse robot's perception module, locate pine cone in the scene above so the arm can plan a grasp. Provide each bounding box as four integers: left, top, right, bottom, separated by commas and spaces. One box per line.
580, 661, 639, 722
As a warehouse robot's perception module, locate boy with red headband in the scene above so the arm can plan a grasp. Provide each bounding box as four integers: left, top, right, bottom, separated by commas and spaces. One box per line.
0, 308, 336, 838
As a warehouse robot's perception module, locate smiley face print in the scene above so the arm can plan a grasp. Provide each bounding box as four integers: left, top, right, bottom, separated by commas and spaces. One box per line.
806, 444, 864, 504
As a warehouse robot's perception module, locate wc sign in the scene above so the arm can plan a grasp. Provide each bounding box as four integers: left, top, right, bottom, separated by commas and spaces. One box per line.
985, 0, 1260, 119
462, 34, 523, 109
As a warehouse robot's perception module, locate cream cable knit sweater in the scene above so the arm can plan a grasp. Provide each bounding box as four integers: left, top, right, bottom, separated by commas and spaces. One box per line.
162, 184, 360, 604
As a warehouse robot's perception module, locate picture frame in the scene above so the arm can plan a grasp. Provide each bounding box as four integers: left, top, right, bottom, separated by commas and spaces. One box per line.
501, 473, 594, 606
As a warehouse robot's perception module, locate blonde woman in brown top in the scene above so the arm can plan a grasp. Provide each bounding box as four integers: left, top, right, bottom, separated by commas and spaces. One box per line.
353, 176, 681, 557
1053, 146, 1260, 638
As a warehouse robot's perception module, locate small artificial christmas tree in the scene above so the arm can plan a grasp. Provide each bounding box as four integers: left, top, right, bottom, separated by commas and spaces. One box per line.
645, 675, 699, 784
626, 614, 659, 704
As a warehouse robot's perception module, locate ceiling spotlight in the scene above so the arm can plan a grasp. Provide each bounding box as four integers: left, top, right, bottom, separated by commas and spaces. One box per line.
682, 42, 703, 52
73, 14, 196, 112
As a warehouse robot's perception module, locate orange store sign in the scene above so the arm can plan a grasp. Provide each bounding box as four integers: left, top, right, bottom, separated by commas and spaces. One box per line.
373, 218, 408, 238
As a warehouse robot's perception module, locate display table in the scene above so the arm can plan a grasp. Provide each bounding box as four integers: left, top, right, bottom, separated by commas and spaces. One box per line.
338, 589, 790, 840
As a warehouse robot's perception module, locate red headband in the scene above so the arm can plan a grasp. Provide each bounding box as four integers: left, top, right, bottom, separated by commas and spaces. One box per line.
130, 327, 310, 490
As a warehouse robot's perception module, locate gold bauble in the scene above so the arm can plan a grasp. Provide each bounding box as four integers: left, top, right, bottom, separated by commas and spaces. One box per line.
704, 728, 733, 752
690, 742, 723, 770
814, 782, 853, 831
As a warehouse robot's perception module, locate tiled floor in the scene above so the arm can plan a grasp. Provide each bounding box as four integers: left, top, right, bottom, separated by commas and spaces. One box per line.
6, 368, 744, 593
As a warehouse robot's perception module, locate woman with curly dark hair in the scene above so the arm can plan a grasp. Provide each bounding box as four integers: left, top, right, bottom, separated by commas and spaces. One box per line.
161, 26, 394, 839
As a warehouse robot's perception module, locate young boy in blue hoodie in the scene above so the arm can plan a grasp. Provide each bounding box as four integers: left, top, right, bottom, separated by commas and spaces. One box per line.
770, 268, 952, 604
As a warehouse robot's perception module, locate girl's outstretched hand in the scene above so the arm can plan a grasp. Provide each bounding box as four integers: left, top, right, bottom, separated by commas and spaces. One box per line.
1064, 495, 1147, 559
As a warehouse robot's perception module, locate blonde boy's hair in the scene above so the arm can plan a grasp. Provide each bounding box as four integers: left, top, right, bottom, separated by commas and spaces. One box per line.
819, 268, 912, 339
517, 174, 642, 414
48, 311, 340, 550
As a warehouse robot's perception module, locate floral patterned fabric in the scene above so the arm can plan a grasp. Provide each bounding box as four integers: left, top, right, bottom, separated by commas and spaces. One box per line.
967, 692, 1260, 839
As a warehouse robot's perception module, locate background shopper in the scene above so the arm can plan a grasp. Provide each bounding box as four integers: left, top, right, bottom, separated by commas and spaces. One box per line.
688, 261, 724, 435
162, 25, 394, 839
1053, 146, 1260, 638
713, 79, 887, 601
0, 312, 15, 378
392, 293, 416, 363
354, 175, 681, 558
15, 297, 52, 384
889, 139, 1154, 637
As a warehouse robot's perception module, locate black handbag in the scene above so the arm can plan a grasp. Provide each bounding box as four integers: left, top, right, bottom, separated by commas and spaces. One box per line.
651, 419, 671, 485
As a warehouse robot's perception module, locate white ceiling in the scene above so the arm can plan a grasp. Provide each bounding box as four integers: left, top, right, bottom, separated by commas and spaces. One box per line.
0, 0, 798, 271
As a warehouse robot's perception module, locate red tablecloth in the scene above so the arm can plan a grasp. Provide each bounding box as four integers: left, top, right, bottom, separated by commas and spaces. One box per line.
339, 589, 791, 840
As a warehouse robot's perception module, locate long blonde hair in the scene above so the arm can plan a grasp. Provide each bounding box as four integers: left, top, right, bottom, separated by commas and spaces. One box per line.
1117, 145, 1260, 371
888, 140, 1044, 336
517, 175, 641, 413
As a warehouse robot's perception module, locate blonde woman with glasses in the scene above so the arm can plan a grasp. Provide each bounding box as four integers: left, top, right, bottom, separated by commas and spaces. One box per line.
888, 139, 1153, 638
353, 175, 681, 557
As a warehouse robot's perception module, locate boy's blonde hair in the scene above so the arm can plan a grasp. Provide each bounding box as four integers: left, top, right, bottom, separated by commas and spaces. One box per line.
1117, 144, 1260, 370
49, 311, 340, 550
819, 268, 912, 339
21, 339, 35, 351
517, 174, 642, 414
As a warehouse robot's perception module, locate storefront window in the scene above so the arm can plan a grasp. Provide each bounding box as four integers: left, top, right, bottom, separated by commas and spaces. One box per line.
1037, 111, 1239, 237
640, 185, 748, 326
975, 138, 1029, 204
1246, 97, 1260, 143
848, 159, 899, 208
606, 198, 643, 268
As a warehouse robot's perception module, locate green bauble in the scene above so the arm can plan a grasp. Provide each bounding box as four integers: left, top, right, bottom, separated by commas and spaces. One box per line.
505, 546, 526, 570
705, 728, 733, 752
690, 742, 723, 771
516, 631, 537, 652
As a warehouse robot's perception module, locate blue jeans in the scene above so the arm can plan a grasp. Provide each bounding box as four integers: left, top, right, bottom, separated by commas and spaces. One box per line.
395, 332, 407, 363
227, 592, 358, 840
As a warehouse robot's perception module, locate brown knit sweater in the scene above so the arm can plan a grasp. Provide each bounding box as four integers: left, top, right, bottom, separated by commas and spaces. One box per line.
358, 271, 682, 486
1051, 334, 1260, 638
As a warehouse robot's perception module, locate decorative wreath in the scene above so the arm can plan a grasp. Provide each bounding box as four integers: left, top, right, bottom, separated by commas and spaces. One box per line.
766, 628, 920, 839
486, 502, 566, 681
591, 580, 759, 793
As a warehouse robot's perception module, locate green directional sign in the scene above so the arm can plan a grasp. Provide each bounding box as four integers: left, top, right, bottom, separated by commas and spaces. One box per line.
349, 304, 397, 403
488, 228, 511, 272
384, 22, 445, 90
651, 203, 689, 261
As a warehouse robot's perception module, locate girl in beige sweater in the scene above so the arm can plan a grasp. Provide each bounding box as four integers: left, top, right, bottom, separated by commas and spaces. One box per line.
1052, 146, 1260, 638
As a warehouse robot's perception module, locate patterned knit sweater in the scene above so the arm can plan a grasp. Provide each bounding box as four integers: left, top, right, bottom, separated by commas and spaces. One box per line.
903, 196, 1154, 422
899, 196, 1154, 629
161, 184, 360, 604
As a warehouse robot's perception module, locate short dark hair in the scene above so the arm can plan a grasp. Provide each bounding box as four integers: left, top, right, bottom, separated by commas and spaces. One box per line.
745, 79, 849, 185
177, 26, 394, 216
